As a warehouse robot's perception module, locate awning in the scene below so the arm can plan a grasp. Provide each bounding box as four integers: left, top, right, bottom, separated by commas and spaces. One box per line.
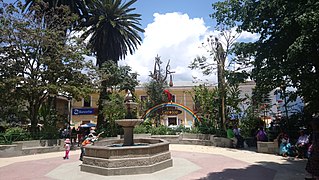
80, 123, 96, 128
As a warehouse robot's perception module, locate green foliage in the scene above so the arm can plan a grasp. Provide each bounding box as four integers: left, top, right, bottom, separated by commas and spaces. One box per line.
144, 80, 167, 108
189, 127, 201, 134
82, 0, 144, 66
240, 111, 264, 138
85, 0, 143, 131
98, 61, 139, 94
5, 127, 26, 135
195, 117, 216, 134
133, 125, 149, 134
212, 0, 319, 114
96, 61, 139, 130
189, 30, 249, 129
191, 84, 219, 122
23, 0, 90, 26
226, 84, 243, 118
0, 1, 94, 131
133, 121, 152, 134
142, 70, 169, 126
150, 125, 170, 135
175, 125, 191, 133
102, 93, 126, 137
4, 127, 30, 141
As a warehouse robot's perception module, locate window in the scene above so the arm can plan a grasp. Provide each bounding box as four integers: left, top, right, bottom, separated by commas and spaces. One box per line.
168, 117, 177, 126
171, 95, 176, 102
83, 96, 91, 107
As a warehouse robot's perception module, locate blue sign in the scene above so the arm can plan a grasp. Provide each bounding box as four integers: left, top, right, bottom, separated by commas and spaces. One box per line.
72, 108, 95, 115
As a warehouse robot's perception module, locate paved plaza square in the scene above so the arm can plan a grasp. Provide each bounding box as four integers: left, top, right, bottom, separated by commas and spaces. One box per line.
0, 144, 308, 180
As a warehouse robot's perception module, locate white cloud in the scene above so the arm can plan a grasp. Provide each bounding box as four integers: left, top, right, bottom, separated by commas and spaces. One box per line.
83, 12, 260, 86
238, 30, 260, 42
120, 12, 218, 84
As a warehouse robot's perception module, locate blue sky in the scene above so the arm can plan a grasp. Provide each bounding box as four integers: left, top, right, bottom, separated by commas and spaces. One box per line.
3, 0, 259, 85
133, 0, 217, 29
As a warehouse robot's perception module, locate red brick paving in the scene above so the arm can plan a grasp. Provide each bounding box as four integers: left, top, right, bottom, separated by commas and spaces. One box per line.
172, 151, 276, 180
0, 154, 78, 180
0, 151, 276, 180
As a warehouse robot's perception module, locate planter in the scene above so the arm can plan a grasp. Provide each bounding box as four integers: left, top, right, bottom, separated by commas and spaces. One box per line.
47, 139, 57, 146
40, 140, 46, 147
244, 137, 257, 147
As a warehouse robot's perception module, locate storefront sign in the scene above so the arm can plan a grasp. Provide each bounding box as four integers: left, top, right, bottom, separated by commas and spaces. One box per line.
161, 109, 182, 116
72, 108, 95, 115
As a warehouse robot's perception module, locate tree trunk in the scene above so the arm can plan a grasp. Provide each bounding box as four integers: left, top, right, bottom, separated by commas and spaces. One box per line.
29, 99, 40, 135
96, 80, 108, 130
217, 50, 226, 130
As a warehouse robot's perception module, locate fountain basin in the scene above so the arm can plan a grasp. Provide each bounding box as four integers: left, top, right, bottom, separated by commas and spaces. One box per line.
80, 138, 173, 176
115, 119, 143, 127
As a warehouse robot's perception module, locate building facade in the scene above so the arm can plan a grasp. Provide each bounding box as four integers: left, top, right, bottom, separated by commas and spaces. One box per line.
69, 81, 263, 128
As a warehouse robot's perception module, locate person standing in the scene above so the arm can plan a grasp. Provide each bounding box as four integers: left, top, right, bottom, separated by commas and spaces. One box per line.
79, 131, 104, 161
305, 119, 319, 180
63, 138, 71, 159
233, 125, 244, 148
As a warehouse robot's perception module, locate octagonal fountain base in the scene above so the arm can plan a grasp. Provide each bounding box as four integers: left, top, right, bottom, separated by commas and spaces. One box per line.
80, 138, 173, 176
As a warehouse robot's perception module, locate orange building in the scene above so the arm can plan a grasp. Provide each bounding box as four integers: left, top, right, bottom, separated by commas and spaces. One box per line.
70, 93, 99, 128
135, 85, 196, 128
69, 81, 258, 128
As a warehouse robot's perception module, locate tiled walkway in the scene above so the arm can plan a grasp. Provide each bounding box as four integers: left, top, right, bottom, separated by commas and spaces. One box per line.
0, 144, 308, 180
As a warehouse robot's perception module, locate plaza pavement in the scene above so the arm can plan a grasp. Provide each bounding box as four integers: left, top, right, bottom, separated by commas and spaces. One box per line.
0, 144, 308, 180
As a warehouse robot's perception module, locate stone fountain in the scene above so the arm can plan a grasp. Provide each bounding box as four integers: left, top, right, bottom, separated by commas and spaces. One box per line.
80, 91, 173, 176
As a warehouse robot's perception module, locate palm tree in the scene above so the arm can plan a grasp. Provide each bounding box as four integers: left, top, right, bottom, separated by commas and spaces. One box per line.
82, 0, 144, 130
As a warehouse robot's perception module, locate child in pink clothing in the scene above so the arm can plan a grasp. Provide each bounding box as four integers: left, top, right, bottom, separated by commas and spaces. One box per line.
63, 138, 71, 159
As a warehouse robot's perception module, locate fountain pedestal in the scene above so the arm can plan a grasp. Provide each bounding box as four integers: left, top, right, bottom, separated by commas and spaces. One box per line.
115, 119, 143, 146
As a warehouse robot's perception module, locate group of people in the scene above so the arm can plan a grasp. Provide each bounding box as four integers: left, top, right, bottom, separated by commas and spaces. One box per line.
62, 128, 103, 161
277, 129, 310, 158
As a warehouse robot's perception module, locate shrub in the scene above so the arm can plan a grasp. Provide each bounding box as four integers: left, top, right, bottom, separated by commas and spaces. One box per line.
150, 125, 169, 135
5, 127, 30, 141
134, 125, 149, 134
240, 116, 264, 138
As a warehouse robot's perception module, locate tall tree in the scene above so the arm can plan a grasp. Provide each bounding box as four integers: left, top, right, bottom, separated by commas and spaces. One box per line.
82, 0, 144, 130
0, 1, 94, 133
22, 0, 94, 125
96, 61, 138, 136
142, 55, 174, 126
23, 0, 90, 25
189, 30, 242, 129
212, 0, 319, 115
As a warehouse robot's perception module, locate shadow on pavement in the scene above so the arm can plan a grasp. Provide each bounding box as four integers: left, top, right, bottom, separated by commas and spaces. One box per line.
198, 158, 308, 180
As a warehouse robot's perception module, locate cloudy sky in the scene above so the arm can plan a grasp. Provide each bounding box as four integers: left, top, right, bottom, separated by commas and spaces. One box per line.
116, 0, 259, 85
5, 0, 259, 85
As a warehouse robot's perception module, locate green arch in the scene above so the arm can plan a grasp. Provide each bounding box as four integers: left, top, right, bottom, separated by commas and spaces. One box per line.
142, 102, 201, 123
